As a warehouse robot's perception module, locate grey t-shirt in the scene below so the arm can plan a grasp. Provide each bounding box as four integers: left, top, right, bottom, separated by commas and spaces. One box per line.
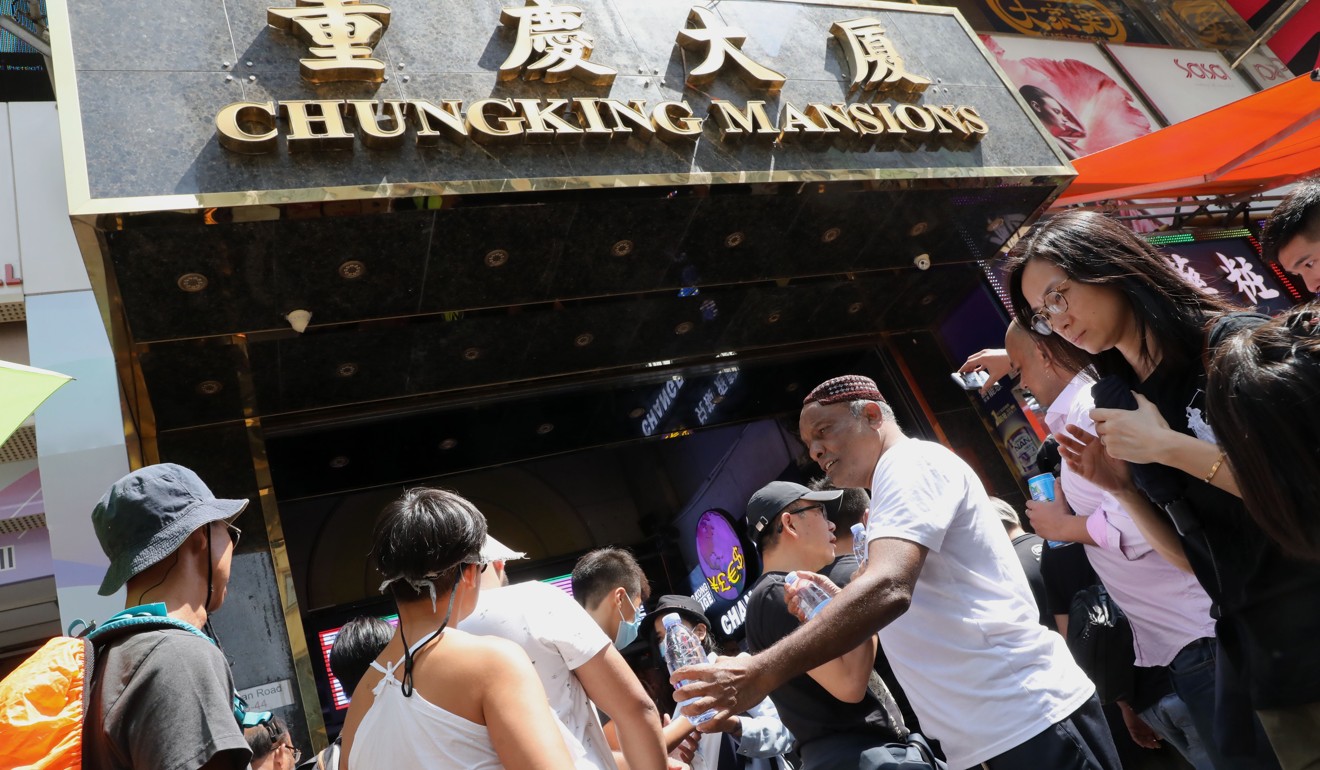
84, 628, 252, 770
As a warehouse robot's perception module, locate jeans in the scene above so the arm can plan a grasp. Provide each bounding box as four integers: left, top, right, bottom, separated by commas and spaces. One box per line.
1139, 692, 1214, 770
981, 694, 1121, 770
1169, 637, 1279, 770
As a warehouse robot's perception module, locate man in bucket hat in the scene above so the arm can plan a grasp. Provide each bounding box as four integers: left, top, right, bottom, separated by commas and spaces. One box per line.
84, 463, 255, 770
674, 376, 1118, 770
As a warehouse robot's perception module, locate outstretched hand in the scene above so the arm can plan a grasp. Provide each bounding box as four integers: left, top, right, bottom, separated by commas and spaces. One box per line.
958, 348, 1013, 396
1056, 424, 1132, 494
671, 655, 767, 732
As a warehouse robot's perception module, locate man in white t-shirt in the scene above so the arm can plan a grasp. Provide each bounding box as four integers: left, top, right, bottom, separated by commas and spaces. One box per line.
672, 375, 1117, 770
458, 538, 669, 770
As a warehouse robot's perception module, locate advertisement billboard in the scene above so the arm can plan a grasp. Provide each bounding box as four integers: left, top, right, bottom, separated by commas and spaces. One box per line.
1105, 45, 1254, 124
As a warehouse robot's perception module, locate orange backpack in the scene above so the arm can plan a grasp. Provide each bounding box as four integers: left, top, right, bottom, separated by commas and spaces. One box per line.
0, 609, 228, 770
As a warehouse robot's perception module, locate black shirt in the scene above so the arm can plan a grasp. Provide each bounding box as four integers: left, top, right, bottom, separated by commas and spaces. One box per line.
1040, 541, 1097, 619
1130, 313, 1320, 708
1011, 533, 1054, 631
744, 571, 906, 749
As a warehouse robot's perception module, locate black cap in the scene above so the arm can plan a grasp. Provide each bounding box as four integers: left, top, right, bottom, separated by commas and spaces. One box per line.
650, 594, 710, 634
746, 481, 842, 549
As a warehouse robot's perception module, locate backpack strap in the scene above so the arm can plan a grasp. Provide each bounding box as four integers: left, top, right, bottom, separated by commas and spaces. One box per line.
1206, 311, 1270, 354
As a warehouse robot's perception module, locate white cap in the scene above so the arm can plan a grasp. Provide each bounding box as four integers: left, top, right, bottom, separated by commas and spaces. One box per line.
662, 612, 682, 628
784, 572, 800, 585
479, 535, 526, 563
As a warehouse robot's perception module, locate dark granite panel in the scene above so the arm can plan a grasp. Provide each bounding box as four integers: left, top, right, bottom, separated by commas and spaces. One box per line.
678, 193, 803, 285
249, 325, 415, 414
717, 284, 844, 350
107, 210, 433, 340
232, 210, 433, 324
407, 311, 537, 393
554, 194, 701, 297
624, 291, 739, 362
70, 0, 233, 73
107, 224, 278, 341
139, 339, 247, 430
421, 201, 575, 312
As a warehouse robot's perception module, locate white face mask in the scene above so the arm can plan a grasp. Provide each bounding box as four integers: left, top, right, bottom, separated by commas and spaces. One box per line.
614, 595, 646, 649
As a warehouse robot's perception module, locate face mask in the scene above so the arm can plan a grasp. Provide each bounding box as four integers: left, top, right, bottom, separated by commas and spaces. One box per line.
614, 596, 645, 650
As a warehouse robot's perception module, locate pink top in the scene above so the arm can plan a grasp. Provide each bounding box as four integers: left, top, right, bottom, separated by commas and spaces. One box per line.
1047, 375, 1217, 667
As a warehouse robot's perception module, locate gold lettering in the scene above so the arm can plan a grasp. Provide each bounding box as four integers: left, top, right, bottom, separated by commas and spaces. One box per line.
466, 98, 526, 144
894, 105, 936, 134
215, 101, 278, 154
956, 105, 990, 138
805, 103, 857, 133
869, 103, 906, 134
408, 99, 469, 146
571, 98, 615, 142
602, 99, 656, 142
650, 101, 703, 142
925, 105, 967, 138
708, 100, 778, 142
514, 98, 582, 143
846, 103, 886, 135
778, 102, 830, 143
346, 99, 408, 149
280, 100, 354, 152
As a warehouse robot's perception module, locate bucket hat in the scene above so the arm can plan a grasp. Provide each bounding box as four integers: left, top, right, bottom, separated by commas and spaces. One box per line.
93, 463, 248, 596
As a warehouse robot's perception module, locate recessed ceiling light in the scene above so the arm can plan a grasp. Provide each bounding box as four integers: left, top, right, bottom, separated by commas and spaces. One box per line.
338, 260, 366, 279
329, 456, 350, 468
177, 273, 208, 292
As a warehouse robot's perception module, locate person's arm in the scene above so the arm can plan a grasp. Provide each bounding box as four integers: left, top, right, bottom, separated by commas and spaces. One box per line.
959, 348, 1014, 395
483, 643, 577, 770
1057, 424, 1191, 573
784, 571, 879, 702
1024, 485, 1095, 546
1054, 614, 1070, 637
672, 537, 925, 726
1091, 394, 1240, 497
575, 645, 667, 770
731, 691, 795, 758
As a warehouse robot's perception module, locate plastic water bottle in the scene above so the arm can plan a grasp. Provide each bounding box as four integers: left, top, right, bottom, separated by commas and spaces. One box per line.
661, 613, 716, 726
851, 523, 868, 565
784, 571, 832, 620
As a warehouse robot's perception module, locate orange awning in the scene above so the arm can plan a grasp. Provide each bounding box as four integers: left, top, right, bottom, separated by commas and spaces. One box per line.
1056, 74, 1320, 206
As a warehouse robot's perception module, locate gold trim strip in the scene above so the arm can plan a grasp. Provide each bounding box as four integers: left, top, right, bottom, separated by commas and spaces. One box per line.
70, 166, 1074, 217
48, 0, 93, 217
231, 334, 330, 754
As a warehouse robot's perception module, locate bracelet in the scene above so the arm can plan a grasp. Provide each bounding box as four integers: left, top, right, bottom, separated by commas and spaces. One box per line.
1203, 451, 1226, 484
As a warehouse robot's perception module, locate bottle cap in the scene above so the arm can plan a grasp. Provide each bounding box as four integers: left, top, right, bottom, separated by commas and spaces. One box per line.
662, 612, 682, 628
784, 572, 800, 585
851, 523, 865, 537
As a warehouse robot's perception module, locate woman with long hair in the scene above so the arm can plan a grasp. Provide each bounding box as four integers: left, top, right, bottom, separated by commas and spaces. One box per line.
339, 487, 574, 770
1206, 305, 1320, 559
1006, 210, 1320, 768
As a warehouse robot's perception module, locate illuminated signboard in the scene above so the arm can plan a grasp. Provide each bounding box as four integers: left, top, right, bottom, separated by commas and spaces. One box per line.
316, 613, 398, 710
688, 508, 758, 639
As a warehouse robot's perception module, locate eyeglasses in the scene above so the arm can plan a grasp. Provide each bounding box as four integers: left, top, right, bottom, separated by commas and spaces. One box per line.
225, 522, 242, 549
1030, 280, 1071, 336
786, 503, 826, 518
282, 744, 301, 764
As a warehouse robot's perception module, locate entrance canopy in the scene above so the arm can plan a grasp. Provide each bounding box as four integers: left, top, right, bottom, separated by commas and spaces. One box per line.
1057, 74, 1320, 205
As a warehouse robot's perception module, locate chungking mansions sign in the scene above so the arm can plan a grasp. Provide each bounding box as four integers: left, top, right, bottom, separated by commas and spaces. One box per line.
217, 0, 990, 154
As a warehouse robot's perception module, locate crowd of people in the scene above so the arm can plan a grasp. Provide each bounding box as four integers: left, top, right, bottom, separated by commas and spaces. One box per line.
21, 180, 1320, 770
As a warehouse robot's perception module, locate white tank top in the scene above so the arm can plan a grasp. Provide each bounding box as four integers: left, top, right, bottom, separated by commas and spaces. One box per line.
348, 635, 504, 770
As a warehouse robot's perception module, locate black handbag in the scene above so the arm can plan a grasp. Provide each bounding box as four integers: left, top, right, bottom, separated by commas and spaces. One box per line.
1066, 584, 1136, 704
